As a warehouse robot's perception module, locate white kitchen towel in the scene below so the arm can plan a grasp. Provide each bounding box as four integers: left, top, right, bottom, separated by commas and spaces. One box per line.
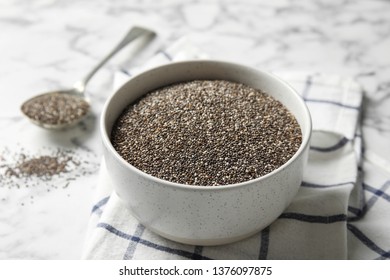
82, 38, 390, 259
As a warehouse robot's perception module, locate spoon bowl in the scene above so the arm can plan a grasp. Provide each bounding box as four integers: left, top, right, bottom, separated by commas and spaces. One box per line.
21, 89, 90, 130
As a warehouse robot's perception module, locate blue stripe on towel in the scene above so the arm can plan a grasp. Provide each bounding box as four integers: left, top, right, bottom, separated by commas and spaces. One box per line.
348, 181, 390, 221
159, 50, 173, 61
258, 226, 270, 260
91, 196, 110, 214
120, 68, 132, 76
97, 222, 212, 260
347, 224, 390, 259
364, 181, 390, 202
347, 181, 390, 258
279, 213, 347, 223
310, 137, 349, 152
375, 252, 390, 260
192, 246, 204, 260
348, 205, 366, 219
124, 223, 146, 260
301, 181, 354, 188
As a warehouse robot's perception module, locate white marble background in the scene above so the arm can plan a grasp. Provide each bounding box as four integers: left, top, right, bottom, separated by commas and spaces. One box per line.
0, 0, 389, 259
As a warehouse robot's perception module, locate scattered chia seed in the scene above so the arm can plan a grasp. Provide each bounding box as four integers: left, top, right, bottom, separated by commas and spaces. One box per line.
0, 145, 99, 190
6, 155, 70, 178
111, 80, 302, 186
21, 92, 90, 126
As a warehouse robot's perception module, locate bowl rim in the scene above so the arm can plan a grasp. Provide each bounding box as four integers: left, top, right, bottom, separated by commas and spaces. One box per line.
100, 59, 312, 190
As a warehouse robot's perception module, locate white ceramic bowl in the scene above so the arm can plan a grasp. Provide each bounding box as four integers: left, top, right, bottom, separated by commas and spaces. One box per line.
101, 60, 312, 246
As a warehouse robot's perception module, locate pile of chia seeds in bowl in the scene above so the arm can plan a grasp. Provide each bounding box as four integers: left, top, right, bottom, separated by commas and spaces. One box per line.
111, 80, 302, 186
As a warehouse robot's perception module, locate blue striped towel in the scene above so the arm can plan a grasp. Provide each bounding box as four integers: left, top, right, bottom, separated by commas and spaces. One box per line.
82, 38, 390, 259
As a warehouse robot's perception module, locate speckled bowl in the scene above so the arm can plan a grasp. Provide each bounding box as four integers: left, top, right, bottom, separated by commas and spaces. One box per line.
101, 60, 312, 246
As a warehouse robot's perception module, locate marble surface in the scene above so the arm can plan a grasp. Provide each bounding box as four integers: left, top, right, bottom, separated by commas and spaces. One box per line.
0, 0, 389, 259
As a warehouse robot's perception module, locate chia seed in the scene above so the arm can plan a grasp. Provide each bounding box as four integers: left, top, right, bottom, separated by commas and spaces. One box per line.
6, 155, 70, 178
21, 92, 90, 126
111, 80, 302, 186
0, 145, 99, 190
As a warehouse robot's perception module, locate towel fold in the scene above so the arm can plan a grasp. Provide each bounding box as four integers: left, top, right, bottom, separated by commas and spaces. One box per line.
82, 38, 390, 260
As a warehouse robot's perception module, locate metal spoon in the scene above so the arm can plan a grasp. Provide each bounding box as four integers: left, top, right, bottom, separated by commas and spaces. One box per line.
21, 26, 156, 130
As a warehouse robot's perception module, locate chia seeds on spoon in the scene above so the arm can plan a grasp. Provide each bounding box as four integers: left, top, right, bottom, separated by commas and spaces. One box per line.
21, 92, 90, 126
111, 80, 302, 186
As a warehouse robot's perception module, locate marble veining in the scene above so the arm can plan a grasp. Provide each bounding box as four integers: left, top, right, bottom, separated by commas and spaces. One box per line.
0, 0, 390, 259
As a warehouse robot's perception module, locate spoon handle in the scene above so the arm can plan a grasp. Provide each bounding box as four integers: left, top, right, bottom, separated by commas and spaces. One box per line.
73, 26, 156, 93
